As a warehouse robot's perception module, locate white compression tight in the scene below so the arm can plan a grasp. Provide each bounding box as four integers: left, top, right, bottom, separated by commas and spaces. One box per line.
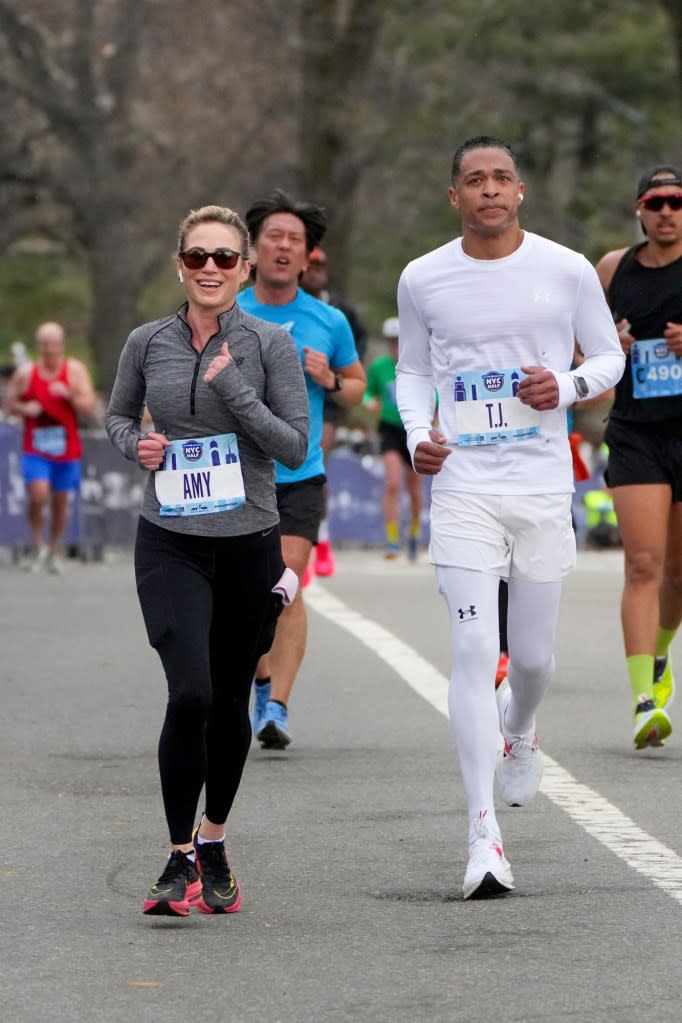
436, 566, 563, 829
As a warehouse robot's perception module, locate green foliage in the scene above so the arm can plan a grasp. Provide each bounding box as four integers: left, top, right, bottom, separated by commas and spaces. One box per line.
0, 249, 92, 367
344, 0, 681, 324
0, 0, 680, 355
138, 265, 184, 326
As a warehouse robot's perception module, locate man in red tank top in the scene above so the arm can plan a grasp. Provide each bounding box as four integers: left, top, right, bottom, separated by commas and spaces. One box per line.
7, 321, 96, 573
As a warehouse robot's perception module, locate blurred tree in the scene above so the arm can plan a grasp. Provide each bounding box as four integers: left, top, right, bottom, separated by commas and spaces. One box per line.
296, 0, 389, 292
0, 0, 297, 391
348, 0, 681, 318
0, 0, 679, 378
660, 0, 682, 94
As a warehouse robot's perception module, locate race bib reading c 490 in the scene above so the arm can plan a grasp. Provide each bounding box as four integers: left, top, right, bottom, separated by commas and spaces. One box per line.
452, 368, 541, 446
631, 339, 682, 399
154, 433, 245, 516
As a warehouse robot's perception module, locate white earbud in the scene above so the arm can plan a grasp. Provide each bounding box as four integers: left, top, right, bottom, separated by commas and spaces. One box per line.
177, 269, 184, 283
518, 193, 524, 201
635, 210, 641, 218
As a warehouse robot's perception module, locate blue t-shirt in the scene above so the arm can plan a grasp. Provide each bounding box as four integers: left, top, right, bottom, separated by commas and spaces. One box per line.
237, 287, 358, 482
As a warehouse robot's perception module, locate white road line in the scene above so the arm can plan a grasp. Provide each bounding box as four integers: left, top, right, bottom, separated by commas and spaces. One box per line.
307, 581, 682, 904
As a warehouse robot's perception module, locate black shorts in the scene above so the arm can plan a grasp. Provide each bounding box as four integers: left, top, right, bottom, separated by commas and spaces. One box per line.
604, 418, 682, 502
378, 420, 411, 467
276, 475, 327, 543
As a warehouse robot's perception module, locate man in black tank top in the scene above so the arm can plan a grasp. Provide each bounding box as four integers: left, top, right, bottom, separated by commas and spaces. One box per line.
595, 165, 682, 751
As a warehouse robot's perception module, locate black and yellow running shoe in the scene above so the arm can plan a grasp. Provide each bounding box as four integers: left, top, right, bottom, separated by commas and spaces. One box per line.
142, 850, 201, 916
193, 839, 242, 914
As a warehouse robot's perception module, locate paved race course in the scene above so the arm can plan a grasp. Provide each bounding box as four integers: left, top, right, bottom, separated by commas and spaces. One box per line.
2, 548, 681, 1022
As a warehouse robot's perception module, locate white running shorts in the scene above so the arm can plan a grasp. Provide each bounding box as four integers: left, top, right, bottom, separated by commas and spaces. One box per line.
429, 490, 576, 582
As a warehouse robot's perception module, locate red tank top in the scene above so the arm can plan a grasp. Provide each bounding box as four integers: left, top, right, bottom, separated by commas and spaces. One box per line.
22, 361, 82, 461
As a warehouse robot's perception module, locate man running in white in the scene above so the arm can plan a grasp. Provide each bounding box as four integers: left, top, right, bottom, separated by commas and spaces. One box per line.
396, 136, 625, 899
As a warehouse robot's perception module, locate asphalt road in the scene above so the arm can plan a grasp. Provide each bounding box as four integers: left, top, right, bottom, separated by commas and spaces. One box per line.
2, 546, 682, 1023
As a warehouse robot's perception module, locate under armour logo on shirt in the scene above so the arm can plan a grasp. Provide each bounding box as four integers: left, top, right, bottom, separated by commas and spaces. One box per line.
458, 605, 477, 621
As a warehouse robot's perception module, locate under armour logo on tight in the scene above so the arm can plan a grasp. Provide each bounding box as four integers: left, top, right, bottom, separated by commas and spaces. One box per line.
458, 605, 478, 621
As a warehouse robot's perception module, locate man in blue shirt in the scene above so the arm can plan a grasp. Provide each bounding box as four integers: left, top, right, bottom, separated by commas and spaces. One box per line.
239, 190, 366, 748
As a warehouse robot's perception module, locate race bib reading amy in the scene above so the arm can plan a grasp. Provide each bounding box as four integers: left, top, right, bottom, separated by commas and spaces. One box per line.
452, 369, 541, 446
154, 433, 245, 517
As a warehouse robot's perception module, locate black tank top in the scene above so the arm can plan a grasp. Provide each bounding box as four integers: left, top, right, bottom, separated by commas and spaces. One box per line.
607, 244, 682, 425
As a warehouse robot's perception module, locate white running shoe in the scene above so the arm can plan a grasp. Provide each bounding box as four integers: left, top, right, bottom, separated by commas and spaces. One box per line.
495, 680, 544, 807
47, 552, 65, 575
21, 545, 47, 573
632, 695, 671, 749
462, 813, 514, 900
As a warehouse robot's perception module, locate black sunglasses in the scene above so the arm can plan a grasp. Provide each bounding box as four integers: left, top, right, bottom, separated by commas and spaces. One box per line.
179, 247, 242, 270
639, 193, 682, 212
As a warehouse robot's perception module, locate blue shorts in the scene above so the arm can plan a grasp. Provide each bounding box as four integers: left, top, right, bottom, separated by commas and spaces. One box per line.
22, 454, 81, 492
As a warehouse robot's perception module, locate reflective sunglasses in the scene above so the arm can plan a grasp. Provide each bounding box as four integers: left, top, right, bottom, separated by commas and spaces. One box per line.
639, 193, 682, 212
179, 247, 242, 270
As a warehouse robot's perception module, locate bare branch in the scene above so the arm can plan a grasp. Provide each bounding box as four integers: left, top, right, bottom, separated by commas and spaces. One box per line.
70, 0, 97, 116
103, 0, 151, 120
0, 3, 83, 139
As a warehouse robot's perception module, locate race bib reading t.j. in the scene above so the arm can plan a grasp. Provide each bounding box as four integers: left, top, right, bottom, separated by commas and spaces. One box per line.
631, 339, 682, 399
154, 433, 245, 516
452, 368, 541, 446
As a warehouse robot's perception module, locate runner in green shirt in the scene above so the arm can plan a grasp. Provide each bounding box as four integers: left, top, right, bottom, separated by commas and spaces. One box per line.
365, 317, 423, 560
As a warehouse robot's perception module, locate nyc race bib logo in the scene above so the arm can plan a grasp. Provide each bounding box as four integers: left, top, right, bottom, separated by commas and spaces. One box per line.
156, 432, 245, 517
182, 441, 203, 461
482, 371, 504, 393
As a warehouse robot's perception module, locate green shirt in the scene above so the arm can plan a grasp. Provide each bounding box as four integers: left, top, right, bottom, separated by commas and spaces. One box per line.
365, 354, 403, 427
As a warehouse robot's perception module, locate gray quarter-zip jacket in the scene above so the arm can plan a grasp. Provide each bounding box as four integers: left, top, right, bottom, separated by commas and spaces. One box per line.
105, 303, 309, 536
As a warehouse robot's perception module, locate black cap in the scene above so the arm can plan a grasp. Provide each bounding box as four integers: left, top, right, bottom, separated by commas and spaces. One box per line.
636, 165, 682, 198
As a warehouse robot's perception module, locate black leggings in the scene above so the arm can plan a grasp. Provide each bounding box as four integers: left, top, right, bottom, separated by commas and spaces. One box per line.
135, 517, 285, 845
498, 579, 509, 654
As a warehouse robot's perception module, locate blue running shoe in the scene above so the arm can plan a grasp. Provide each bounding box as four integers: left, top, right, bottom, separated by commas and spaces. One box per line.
257, 700, 291, 749
252, 679, 271, 737
384, 542, 401, 560
407, 536, 418, 562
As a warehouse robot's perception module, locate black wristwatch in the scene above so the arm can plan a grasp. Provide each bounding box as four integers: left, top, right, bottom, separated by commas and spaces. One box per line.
573, 376, 589, 399
325, 371, 344, 393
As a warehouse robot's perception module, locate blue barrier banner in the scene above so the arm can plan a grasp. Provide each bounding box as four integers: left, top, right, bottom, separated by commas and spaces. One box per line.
326, 448, 431, 544
1, 422, 429, 549
1, 422, 597, 551
0, 422, 27, 544
0, 424, 147, 549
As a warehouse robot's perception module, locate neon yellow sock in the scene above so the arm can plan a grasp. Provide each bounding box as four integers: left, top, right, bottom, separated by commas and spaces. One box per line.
627, 654, 655, 707
409, 518, 420, 539
386, 522, 399, 544
655, 627, 678, 658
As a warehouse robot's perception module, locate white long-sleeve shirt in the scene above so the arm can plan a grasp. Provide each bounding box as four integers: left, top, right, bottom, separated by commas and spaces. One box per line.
396, 231, 625, 495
